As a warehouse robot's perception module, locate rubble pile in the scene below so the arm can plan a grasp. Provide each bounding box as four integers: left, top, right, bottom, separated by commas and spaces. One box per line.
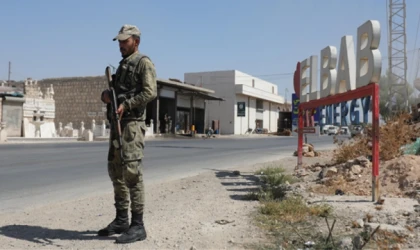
293, 143, 321, 157
306, 154, 420, 198
295, 112, 420, 197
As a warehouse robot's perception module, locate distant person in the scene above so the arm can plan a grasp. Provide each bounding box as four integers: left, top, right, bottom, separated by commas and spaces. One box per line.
99, 24, 157, 244
207, 127, 214, 137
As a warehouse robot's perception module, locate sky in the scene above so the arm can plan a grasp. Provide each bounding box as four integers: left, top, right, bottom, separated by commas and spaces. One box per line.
1, 0, 420, 98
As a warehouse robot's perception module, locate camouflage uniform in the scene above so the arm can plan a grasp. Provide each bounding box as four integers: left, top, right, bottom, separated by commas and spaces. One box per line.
98, 24, 157, 243
107, 50, 157, 215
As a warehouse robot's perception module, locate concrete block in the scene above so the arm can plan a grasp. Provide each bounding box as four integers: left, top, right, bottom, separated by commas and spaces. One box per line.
0, 122, 7, 143
84, 129, 94, 141
0, 130, 7, 143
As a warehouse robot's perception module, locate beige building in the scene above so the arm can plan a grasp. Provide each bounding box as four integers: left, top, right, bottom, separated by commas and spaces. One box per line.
184, 70, 289, 135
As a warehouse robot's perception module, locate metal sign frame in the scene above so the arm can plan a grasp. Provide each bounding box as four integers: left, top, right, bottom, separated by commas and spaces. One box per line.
297, 83, 380, 202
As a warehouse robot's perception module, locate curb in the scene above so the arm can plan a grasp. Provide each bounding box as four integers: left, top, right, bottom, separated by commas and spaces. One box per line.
4, 134, 299, 144
5, 137, 81, 144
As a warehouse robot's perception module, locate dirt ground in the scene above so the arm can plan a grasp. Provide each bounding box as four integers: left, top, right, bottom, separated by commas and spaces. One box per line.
295, 150, 420, 249
0, 158, 299, 250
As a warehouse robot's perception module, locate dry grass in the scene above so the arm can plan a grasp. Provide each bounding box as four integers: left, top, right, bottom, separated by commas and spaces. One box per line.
332, 113, 420, 164
379, 113, 420, 160
254, 197, 334, 250
259, 196, 332, 224
248, 165, 336, 249
254, 166, 286, 176
247, 165, 299, 201
332, 138, 370, 164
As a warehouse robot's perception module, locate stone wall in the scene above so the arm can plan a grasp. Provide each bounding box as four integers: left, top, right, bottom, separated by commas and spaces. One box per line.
37, 76, 108, 130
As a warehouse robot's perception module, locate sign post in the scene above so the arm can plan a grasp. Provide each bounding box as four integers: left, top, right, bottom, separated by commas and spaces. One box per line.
237, 102, 245, 117
294, 20, 382, 202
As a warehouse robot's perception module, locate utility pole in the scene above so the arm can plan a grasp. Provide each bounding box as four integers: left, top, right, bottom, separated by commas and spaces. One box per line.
387, 0, 409, 113
8, 61, 11, 86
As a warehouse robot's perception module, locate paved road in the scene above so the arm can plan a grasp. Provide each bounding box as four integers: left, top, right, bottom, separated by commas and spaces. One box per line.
0, 136, 336, 213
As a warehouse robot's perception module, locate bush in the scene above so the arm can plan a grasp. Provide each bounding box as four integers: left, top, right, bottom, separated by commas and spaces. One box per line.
332, 113, 420, 164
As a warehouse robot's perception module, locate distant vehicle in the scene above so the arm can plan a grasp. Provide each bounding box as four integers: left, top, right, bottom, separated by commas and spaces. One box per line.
328, 126, 339, 135
339, 126, 350, 135
322, 125, 334, 134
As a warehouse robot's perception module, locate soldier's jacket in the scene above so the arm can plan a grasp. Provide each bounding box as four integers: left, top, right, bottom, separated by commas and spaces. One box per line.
112, 51, 157, 121
107, 51, 157, 162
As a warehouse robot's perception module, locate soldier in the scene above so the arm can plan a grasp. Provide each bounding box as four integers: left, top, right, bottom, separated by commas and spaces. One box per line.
99, 24, 157, 244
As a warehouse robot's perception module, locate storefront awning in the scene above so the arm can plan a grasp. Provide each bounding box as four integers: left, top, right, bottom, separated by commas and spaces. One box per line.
181, 92, 225, 101
157, 78, 215, 94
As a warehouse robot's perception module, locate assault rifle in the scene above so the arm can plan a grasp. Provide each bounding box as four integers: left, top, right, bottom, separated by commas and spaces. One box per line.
105, 66, 125, 164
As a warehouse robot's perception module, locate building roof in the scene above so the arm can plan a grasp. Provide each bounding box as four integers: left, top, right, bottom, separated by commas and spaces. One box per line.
0, 86, 24, 98
2, 77, 221, 100
157, 78, 215, 94
180, 92, 225, 101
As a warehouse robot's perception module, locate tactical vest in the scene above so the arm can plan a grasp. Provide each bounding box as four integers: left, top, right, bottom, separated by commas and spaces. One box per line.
113, 52, 150, 120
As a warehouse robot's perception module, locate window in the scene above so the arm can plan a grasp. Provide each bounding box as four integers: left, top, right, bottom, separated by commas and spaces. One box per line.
256, 99, 264, 113
272, 86, 275, 93
252, 79, 255, 87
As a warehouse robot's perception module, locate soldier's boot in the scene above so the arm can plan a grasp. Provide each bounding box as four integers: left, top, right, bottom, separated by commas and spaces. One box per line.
115, 212, 147, 244
97, 209, 130, 236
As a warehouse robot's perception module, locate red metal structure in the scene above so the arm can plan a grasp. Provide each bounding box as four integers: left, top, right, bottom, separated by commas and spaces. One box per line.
295, 74, 380, 202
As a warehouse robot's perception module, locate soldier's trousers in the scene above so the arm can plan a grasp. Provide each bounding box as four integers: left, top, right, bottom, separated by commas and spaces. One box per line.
107, 120, 146, 214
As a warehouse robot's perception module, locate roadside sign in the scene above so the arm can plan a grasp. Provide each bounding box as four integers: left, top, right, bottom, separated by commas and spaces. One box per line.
301, 127, 316, 134
237, 102, 245, 117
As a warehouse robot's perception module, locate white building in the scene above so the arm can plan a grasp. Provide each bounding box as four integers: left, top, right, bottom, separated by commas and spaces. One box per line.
184, 70, 287, 135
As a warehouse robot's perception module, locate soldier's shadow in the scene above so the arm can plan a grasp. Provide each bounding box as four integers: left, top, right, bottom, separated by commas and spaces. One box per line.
0, 224, 115, 245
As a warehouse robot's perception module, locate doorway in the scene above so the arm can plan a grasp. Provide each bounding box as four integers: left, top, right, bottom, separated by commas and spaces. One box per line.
176, 109, 190, 134
158, 97, 176, 134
